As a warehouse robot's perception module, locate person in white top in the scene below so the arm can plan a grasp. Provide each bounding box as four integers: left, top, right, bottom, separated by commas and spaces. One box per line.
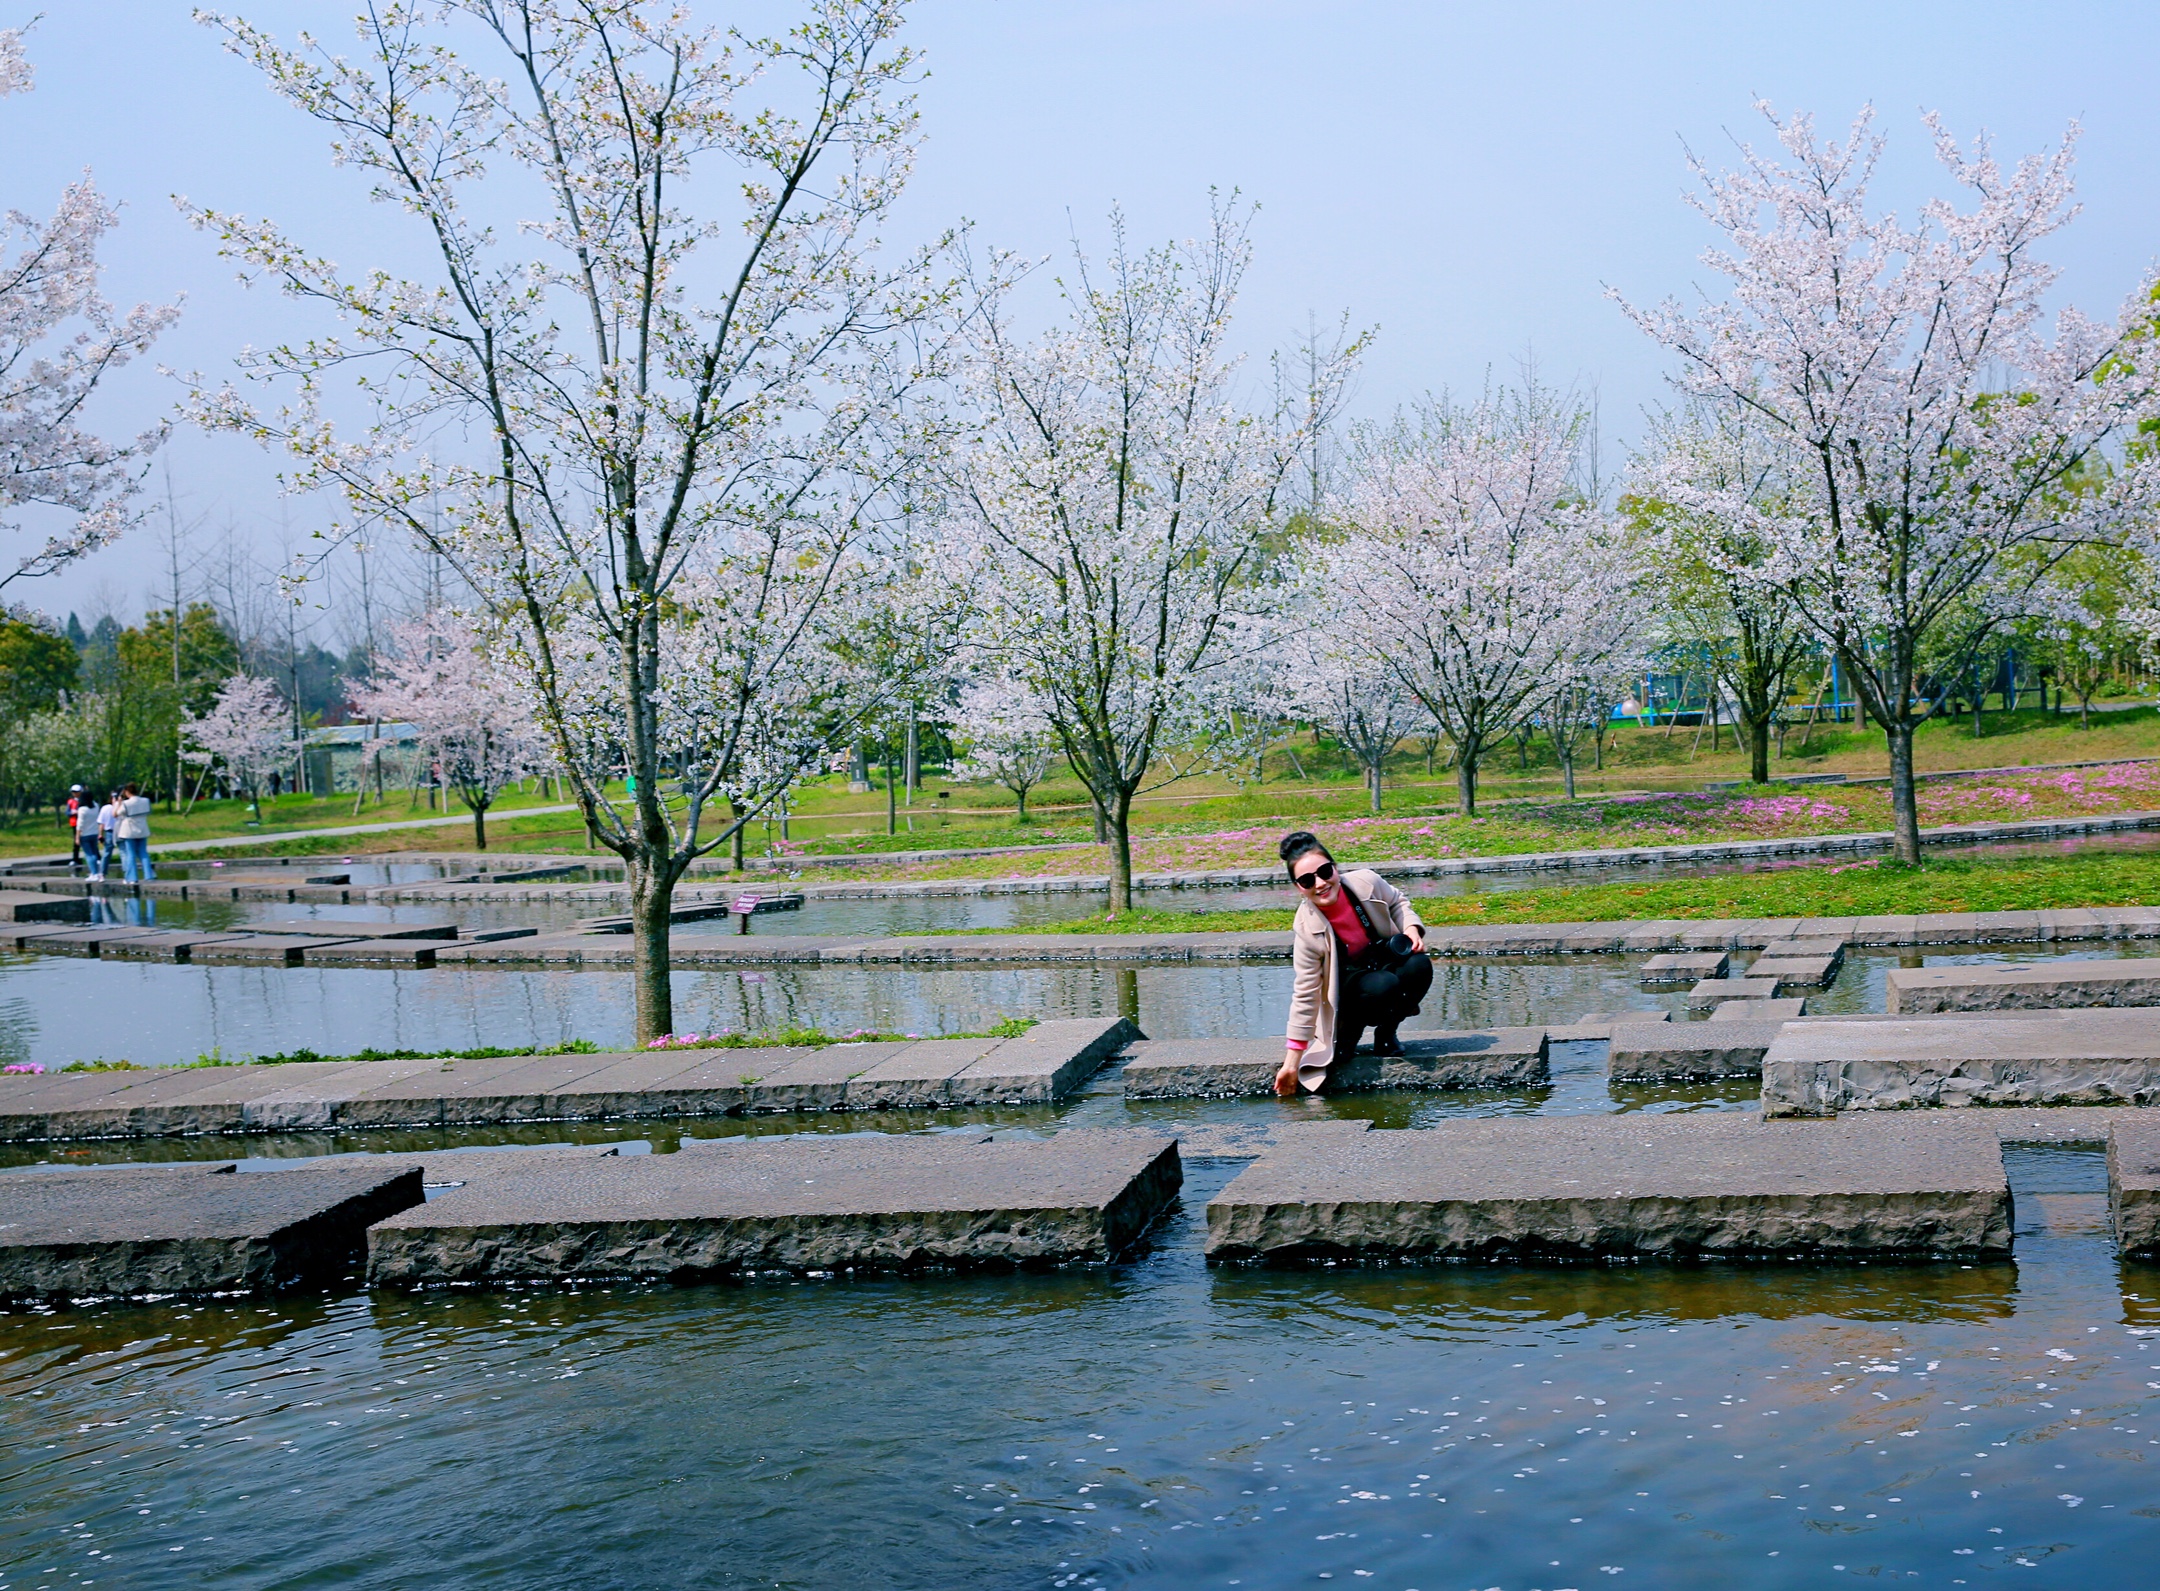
92, 794, 118, 880
114, 782, 155, 883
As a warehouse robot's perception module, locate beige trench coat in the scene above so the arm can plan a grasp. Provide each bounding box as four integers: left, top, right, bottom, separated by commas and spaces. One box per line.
1284, 867, 1426, 1092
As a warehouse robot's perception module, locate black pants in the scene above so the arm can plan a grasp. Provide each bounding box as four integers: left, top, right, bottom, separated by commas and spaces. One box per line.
1337, 951, 1433, 1054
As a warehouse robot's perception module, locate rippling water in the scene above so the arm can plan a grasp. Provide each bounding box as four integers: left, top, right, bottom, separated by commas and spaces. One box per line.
4, 1144, 2158, 1589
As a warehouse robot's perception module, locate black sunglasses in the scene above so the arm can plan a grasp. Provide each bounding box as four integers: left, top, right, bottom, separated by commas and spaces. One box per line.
1292, 860, 1337, 889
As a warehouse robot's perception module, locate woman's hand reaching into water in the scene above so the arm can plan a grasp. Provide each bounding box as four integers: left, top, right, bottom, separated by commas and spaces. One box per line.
1275, 1053, 1302, 1097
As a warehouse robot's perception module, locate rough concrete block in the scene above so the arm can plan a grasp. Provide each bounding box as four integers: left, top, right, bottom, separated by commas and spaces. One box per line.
0, 889, 88, 923
1121, 1030, 1548, 1100
298, 939, 440, 967
2108, 1116, 2160, 1253
1204, 1114, 2010, 1263
1687, 977, 1782, 1008
0, 1163, 423, 1300
190, 934, 365, 966
1713, 998, 1806, 1020
1748, 955, 1838, 989
1886, 958, 2160, 1014
844, 1037, 1013, 1109
334, 1053, 579, 1128
97, 930, 255, 962
532, 1050, 750, 1120
741, 1044, 912, 1112
1761, 1010, 2160, 1116
11, 925, 168, 957
1608, 1018, 1789, 1081
241, 1057, 467, 1131
1544, 1010, 1671, 1042
366, 1129, 1182, 1286
1640, 951, 1729, 985
949, 1016, 1139, 1105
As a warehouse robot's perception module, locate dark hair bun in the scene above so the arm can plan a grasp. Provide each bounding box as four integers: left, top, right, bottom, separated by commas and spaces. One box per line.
1279, 830, 1327, 870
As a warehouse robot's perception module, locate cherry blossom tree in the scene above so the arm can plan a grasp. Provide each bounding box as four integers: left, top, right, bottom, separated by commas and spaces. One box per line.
939, 201, 1346, 908
181, 673, 291, 820
1629, 403, 1818, 784
1331, 385, 1625, 816
1268, 610, 1429, 813
1617, 105, 2160, 863
0, 25, 178, 590
350, 613, 549, 849
1538, 577, 1654, 800
951, 673, 1055, 823
187, 1, 966, 1039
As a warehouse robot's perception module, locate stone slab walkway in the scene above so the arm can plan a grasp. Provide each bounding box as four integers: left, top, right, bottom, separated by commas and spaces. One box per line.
1204, 1114, 2012, 1263
0, 1017, 1137, 1142
1888, 958, 2160, 1014
1120, 1030, 1549, 1100
365, 1128, 1183, 1285
1762, 1010, 2160, 1116
0, 1161, 422, 1301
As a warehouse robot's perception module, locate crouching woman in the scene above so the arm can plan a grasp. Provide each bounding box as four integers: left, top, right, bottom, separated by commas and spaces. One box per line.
1275, 830, 1434, 1097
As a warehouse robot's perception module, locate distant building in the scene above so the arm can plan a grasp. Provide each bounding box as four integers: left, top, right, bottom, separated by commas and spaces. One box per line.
302, 722, 427, 794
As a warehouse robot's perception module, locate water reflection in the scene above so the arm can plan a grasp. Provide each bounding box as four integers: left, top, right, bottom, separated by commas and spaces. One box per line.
4, 1157, 2158, 1588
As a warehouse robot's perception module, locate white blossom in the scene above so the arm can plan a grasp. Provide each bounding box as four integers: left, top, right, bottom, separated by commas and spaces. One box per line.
349, 612, 551, 849
181, 674, 292, 813
1615, 103, 2160, 859
0, 27, 177, 590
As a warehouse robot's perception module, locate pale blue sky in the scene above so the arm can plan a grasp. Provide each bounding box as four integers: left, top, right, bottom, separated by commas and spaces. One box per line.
13, 0, 2160, 621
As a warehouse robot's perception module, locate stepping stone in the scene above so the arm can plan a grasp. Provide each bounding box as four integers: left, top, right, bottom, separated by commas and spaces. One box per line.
1609, 1018, 1790, 1082
1686, 976, 1782, 1008
539, 1048, 804, 1121
2109, 1117, 2160, 1253
242, 1056, 479, 1131
845, 1036, 1020, 1110
336, 1052, 638, 1128
253, 920, 458, 941
1120, 1030, 1548, 1100
1544, 1010, 1671, 1042
1887, 958, 2160, 1014
0, 889, 87, 923
945, 1017, 1139, 1106
1761, 1010, 2160, 1117
741, 1044, 914, 1112
8, 924, 168, 956
1203, 1114, 2010, 1263
365, 1128, 1182, 1286
1712, 997, 1807, 1020
0, 1162, 423, 1301
1758, 937, 1848, 972
98, 930, 257, 962
297, 939, 442, 968
1748, 955, 1839, 989
1640, 951, 1728, 986
192, 934, 367, 966
278, 1143, 627, 1189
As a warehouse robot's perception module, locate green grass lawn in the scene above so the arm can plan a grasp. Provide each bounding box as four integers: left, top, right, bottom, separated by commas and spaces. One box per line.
910, 851, 2160, 934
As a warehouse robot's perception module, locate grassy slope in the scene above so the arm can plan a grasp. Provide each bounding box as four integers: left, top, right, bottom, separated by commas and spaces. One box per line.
914, 851, 2160, 934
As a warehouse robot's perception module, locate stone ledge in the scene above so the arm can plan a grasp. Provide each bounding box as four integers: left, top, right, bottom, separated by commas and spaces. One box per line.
1887, 958, 2160, 1014
0, 1163, 423, 1301
1120, 1029, 1549, 1100
365, 1129, 1183, 1287
1762, 1010, 2160, 1116
1204, 1114, 2011, 1263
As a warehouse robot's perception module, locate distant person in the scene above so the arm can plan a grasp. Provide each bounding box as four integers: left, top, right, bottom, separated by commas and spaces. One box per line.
114, 783, 155, 883
93, 791, 120, 882
1276, 830, 1433, 1098
63, 785, 86, 870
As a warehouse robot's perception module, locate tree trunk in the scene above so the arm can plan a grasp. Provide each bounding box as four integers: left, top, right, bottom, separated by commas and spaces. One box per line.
1014, 783, 1029, 823
1108, 790, 1135, 913
472, 799, 488, 850
1559, 745, 1576, 800
885, 752, 897, 836
1748, 715, 1771, 785
1887, 721, 1922, 866
629, 863, 674, 1043
1368, 757, 1383, 813
1455, 750, 1478, 817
